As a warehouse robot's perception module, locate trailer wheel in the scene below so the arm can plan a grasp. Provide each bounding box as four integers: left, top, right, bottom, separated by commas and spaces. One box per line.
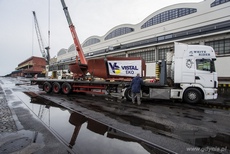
62, 82, 72, 94
53, 82, 61, 94
124, 87, 132, 101
43, 82, 52, 93
183, 88, 202, 104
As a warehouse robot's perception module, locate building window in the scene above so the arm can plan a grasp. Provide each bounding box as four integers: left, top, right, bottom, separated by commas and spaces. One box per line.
205, 39, 230, 55
141, 8, 197, 29
105, 27, 134, 40
211, 0, 230, 7
144, 50, 155, 62
129, 50, 155, 62
158, 48, 170, 60
82, 38, 100, 47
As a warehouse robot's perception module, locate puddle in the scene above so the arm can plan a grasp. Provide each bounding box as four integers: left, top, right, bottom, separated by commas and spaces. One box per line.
28, 94, 229, 153
20, 94, 170, 154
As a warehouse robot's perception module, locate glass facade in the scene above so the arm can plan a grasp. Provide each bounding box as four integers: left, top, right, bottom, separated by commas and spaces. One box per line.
141, 8, 197, 29
211, 0, 230, 7
129, 50, 155, 62
205, 39, 230, 55
82, 38, 100, 47
105, 27, 134, 40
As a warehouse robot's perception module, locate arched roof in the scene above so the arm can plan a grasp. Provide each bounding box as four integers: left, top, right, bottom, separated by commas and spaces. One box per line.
139, 2, 199, 28
82, 36, 101, 47
67, 44, 76, 53
104, 26, 135, 40
103, 24, 135, 40
211, 0, 230, 7
140, 8, 197, 29
57, 48, 67, 56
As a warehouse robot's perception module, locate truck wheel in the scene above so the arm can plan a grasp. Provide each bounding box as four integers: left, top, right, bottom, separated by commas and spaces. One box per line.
62, 82, 72, 94
43, 82, 52, 93
53, 82, 61, 94
183, 88, 202, 104
124, 87, 132, 101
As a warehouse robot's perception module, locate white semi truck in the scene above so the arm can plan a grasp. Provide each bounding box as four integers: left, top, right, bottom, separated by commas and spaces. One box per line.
123, 42, 218, 104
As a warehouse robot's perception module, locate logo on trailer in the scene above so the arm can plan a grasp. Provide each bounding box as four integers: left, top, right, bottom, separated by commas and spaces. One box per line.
108, 60, 141, 77
108, 62, 121, 74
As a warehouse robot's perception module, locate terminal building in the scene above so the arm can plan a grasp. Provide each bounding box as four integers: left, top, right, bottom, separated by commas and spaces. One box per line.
11, 56, 46, 78
56, 0, 230, 80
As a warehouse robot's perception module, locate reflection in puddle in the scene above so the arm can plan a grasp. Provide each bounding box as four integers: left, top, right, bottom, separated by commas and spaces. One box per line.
25, 94, 171, 154
68, 112, 156, 154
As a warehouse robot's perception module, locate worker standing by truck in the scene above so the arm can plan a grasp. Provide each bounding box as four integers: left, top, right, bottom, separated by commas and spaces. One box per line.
131, 73, 144, 105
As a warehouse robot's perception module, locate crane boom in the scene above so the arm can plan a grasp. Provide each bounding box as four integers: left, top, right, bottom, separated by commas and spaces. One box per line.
60, 0, 87, 65
33, 11, 50, 64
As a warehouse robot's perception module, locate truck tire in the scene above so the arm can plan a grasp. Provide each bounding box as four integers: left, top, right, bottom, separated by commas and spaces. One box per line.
53, 82, 61, 94
124, 87, 132, 101
183, 88, 202, 104
62, 82, 72, 94
43, 82, 52, 93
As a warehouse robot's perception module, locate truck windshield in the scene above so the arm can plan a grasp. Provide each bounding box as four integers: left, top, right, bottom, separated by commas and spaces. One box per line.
196, 59, 216, 72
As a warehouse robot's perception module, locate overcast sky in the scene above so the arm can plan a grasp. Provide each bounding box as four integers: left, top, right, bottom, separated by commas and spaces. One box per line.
0, 0, 203, 76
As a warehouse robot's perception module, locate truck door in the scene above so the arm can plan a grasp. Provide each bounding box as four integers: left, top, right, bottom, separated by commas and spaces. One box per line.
195, 59, 217, 88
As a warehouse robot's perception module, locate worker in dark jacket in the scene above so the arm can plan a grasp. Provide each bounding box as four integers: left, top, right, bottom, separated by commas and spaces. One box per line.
130, 73, 144, 105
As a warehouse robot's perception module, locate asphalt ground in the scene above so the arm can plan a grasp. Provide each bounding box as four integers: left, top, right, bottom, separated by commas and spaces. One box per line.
0, 78, 70, 154
0, 77, 230, 154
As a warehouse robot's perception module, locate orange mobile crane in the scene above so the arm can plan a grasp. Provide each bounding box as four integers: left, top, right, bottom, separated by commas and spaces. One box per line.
60, 0, 88, 79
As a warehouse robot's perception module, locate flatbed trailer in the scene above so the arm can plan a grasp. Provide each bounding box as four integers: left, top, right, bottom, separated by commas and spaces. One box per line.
31, 78, 129, 95
30, 77, 169, 101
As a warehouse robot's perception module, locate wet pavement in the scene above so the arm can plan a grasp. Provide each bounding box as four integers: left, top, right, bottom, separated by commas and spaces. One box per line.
0, 77, 230, 154
0, 78, 68, 154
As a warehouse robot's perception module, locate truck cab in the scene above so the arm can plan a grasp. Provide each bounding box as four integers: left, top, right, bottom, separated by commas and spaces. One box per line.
123, 42, 218, 104
172, 42, 218, 103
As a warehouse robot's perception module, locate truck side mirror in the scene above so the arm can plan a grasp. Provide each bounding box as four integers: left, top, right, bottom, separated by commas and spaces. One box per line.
210, 60, 215, 73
